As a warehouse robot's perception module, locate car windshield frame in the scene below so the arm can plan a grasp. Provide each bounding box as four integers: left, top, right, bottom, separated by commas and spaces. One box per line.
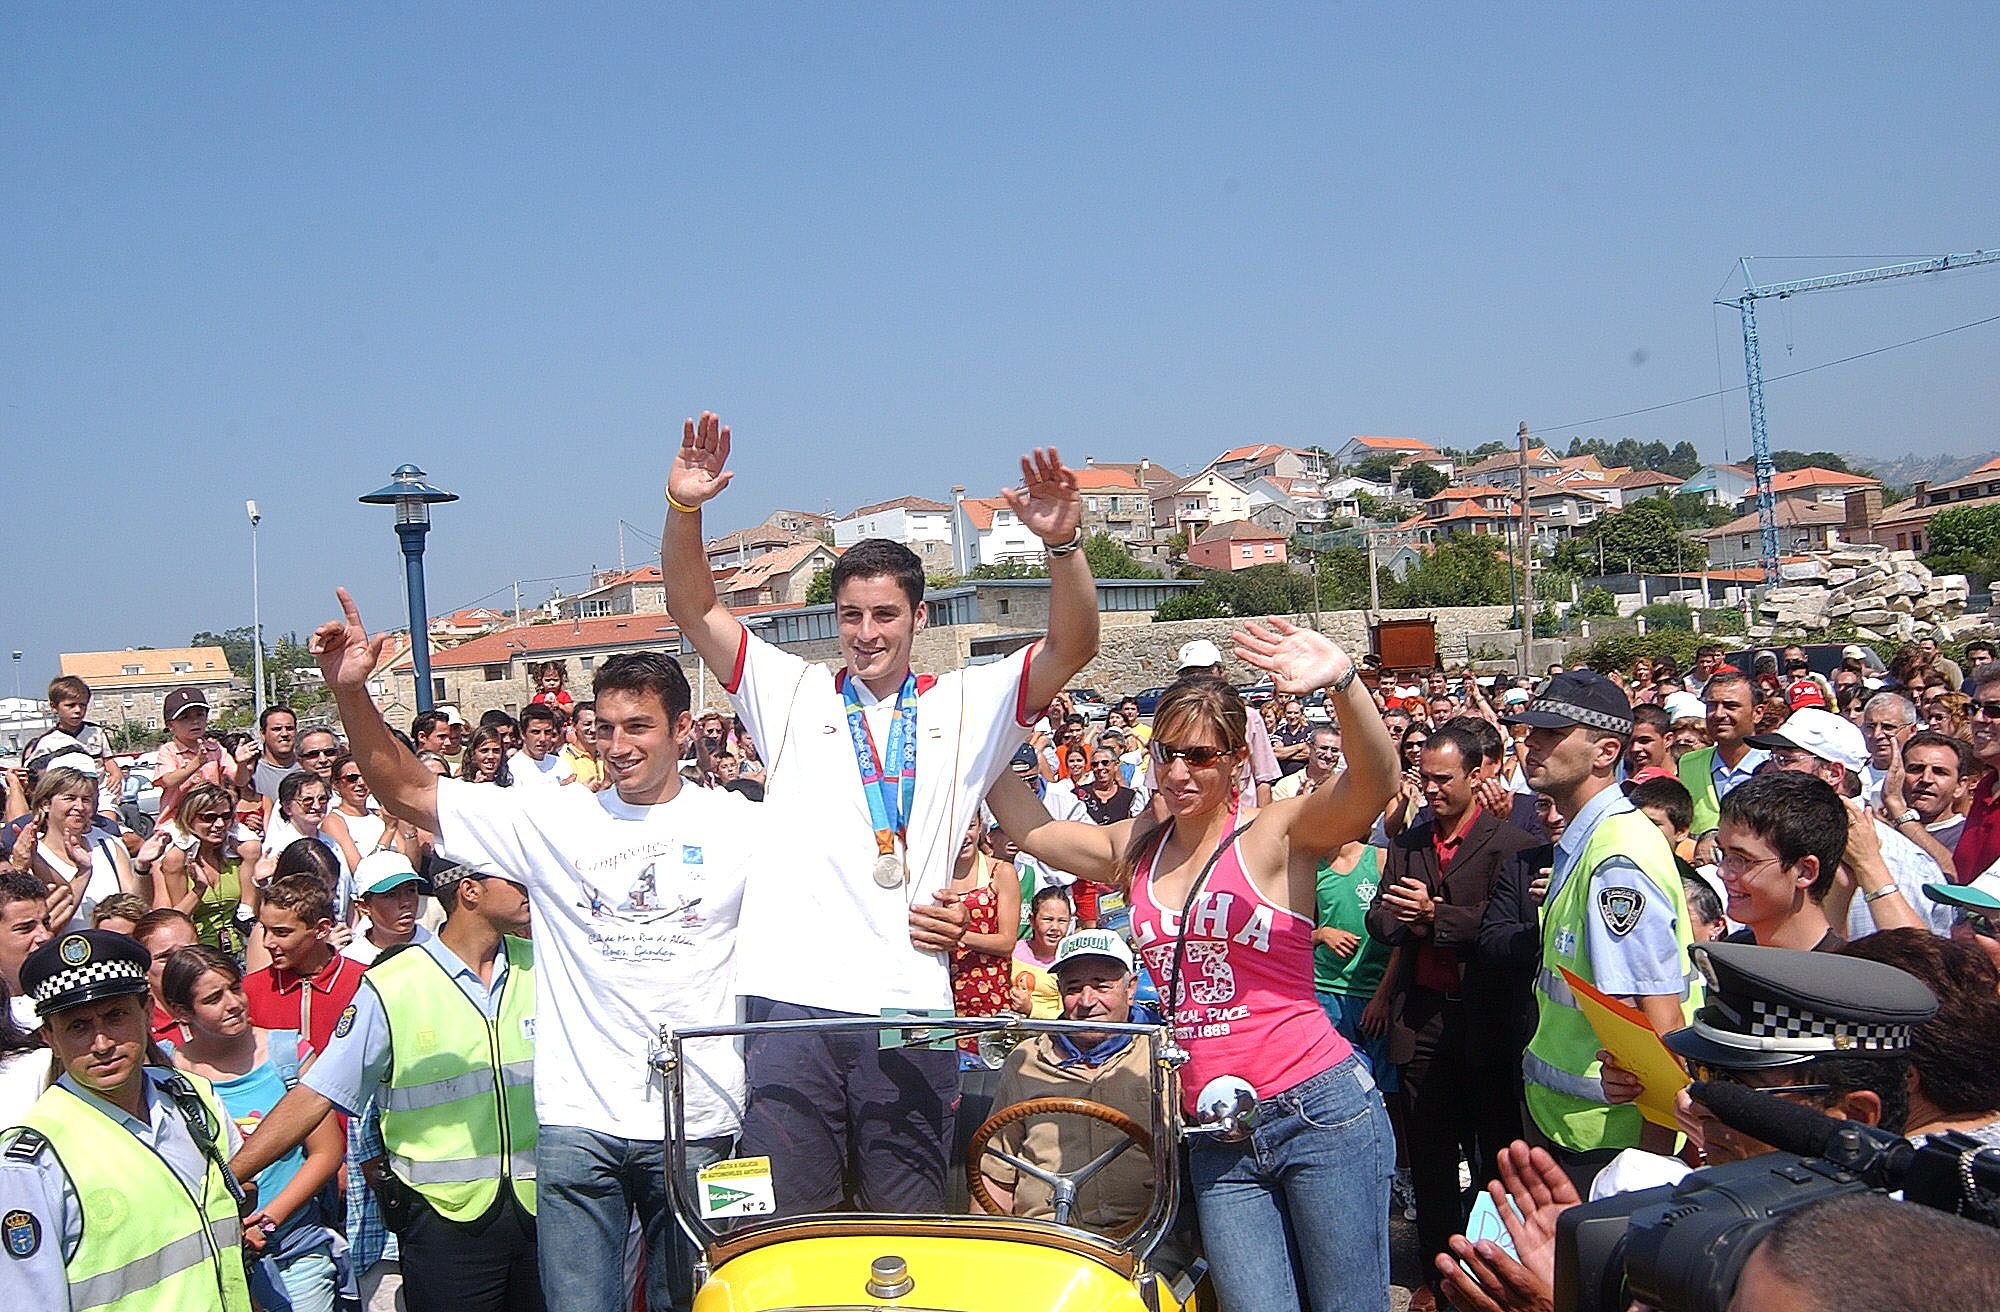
656, 1014, 1183, 1263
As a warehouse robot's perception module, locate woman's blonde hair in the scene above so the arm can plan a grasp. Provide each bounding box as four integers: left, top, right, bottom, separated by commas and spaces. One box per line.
173, 782, 237, 841
30, 766, 97, 812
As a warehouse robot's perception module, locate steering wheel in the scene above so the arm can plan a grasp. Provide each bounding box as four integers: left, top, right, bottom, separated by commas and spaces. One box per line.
966, 1096, 1154, 1237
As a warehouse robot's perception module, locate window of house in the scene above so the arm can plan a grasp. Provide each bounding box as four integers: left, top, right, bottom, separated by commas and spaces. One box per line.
484, 664, 508, 681
998, 598, 1010, 616
122, 664, 141, 676
430, 676, 446, 704
171, 662, 192, 674
1264, 544, 1277, 556
1241, 546, 1254, 559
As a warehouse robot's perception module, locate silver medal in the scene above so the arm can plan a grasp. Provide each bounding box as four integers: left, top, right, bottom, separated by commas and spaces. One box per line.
873, 851, 905, 889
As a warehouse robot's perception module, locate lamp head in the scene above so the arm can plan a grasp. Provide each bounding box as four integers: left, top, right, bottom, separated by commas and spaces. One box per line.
360, 464, 458, 527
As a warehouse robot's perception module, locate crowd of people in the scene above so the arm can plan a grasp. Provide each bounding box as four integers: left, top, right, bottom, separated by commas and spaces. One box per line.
2, 418, 1997, 1312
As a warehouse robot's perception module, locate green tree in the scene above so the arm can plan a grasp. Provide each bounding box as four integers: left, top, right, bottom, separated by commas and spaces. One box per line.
1554, 498, 1701, 575
1770, 449, 1869, 476
1156, 586, 1225, 621
1923, 504, 2000, 582
1352, 490, 1389, 520
1402, 461, 1448, 500
1385, 533, 1513, 607
1350, 452, 1400, 484
191, 626, 258, 680
804, 567, 834, 604
1576, 586, 1618, 617
924, 570, 962, 590
1081, 533, 1159, 580
1164, 531, 1189, 563
968, 560, 1049, 580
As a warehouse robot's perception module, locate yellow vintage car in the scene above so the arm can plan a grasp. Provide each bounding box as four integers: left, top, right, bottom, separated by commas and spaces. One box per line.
657, 1014, 1218, 1312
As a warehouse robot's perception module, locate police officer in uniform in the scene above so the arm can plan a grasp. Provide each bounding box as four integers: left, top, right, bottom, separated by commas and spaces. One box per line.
1503, 671, 1704, 1182
0, 929, 254, 1312
228, 860, 540, 1312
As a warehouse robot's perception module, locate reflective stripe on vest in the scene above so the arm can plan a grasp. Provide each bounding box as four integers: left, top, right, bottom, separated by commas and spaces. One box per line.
373, 935, 538, 1220
1524, 804, 1700, 1153
68, 1217, 241, 1312
21, 1077, 253, 1312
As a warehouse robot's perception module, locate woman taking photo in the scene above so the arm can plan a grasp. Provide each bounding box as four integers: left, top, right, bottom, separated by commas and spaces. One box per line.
161, 944, 345, 1312
988, 619, 1398, 1312
153, 782, 254, 955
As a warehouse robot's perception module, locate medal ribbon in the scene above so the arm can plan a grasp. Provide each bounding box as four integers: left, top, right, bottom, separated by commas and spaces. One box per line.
844, 672, 919, 857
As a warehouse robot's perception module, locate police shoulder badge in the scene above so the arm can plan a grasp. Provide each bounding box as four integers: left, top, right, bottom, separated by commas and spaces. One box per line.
1598, 886, 1645, 937
333, 1005, 357, 1040
3, 1208, 40, 1259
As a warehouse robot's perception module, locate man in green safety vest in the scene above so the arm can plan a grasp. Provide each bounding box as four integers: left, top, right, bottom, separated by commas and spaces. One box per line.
0, 928, 254, 1312
1503, 671, 1704, 1185
232, 860, 540, 1312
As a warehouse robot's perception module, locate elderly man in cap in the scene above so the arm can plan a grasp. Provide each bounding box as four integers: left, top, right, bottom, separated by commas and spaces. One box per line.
1746, 707, 1944, 939
1504, 670, 1701, 1173
230, 859, 541, 1312
975, 929, 1159, 1231
0, 929, 255, 1311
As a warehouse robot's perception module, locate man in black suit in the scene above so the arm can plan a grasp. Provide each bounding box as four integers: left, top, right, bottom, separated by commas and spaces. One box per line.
1367, 722, 1540, 1302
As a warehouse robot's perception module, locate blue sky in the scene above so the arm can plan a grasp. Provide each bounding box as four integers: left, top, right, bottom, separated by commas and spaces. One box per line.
4, 4, 1997, 686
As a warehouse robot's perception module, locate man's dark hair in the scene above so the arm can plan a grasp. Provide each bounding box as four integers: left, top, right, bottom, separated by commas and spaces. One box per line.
1423, 723, 1485, 774
1632, 703, 1672, 733
1628, 775, 1694, 835
274, 839, 343, 890
1717, 770, 1846, 899
1965, 640, 1997, 661
0, 870, 46, 908
261, 869, 336, 926
412, 710, 448, 741
479, 709, 518, 732
1841, 929, 2000, 1121
1970, 661, 2000, 697
1903, 729, 1975, 777
594, 651, 692, 720
829, 538, 925, 610
1438, 714, 1501, 768
520, 702, 561, 729
573, 699, 594, 715
1704, 669, 1754, 699
278, 771, 326, 809
1697, 643, 1726, 659
1748, 1193, 2000, 1312
258, 705, 296, 730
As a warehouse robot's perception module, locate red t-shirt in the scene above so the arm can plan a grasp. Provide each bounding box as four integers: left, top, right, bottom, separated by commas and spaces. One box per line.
1415, 808, 1482, 996
1955, 771, 2000, 887
243, 951, 368, 1056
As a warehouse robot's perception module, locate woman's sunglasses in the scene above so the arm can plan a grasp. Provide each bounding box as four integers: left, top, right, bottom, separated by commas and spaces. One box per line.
1152, 743, 1230, 767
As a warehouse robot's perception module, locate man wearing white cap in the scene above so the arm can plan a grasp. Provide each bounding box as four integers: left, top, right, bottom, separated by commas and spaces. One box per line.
343, 850, 435, 965
1176, 639, 1281, 805
975, 929, 1158, 1230
1924, 872, 2000, 972
1748, 708, 1949, 939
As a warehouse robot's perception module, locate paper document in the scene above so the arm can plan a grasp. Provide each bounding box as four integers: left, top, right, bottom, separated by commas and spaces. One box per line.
1559, 966, 1689, 1129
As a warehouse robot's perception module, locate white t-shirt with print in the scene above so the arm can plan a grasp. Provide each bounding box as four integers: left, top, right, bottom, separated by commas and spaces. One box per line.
726, 632, 1037, 1014
435, 775, 754, 1141
509, 749, 575, 788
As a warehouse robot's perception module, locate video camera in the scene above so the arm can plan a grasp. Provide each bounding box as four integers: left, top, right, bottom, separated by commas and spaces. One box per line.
1554, 1080, 2000, 1312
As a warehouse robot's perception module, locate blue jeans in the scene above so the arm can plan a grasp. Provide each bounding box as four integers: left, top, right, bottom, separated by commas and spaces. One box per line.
536, 1125, 733, 1312
1188, 1055, 1395, 1312
1317, 990, 1399, 1094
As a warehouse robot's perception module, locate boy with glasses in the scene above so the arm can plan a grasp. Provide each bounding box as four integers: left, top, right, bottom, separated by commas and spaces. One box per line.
1709, 771, 1845, 952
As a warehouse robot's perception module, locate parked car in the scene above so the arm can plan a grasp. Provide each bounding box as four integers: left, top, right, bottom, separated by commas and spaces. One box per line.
1132, 686, 1168, 717
1067, 688, 1112, 724
116, 749, 161, 836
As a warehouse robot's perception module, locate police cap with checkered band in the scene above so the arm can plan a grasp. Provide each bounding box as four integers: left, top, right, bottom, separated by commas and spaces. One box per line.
19, 929, 152, 1017
1663, 940, 1937, 1071
1499, 669, 1634, 735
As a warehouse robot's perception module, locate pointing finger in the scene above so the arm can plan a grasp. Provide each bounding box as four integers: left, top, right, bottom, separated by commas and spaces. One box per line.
336, 587, 363, 630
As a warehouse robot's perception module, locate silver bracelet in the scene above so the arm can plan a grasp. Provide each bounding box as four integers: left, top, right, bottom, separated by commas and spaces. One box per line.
1045, 528, 1085, 557
1328, 663, 1357, 695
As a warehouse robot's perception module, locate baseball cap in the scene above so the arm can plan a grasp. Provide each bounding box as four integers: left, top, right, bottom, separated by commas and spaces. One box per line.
1176, 639, 1224, 672
439, 706, 467, 727
1500, 688, 1532, 708
1747, 708, 1866, 773
1009, 744, 1040, 771
1663, 691, 1706, 722
1922, 870, 2000, 917
1500, 670, 1634, 734
1052, 929, 1135, 975
162, 687, 210, 721
1841, 645, 1868, 663
354, 850, 423, 898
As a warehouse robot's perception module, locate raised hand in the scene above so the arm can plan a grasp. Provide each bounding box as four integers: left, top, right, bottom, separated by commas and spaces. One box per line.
1001, 447, 1081, 545
1233, 619, 1356, 695
7, 818, 38, 873
667, 412, 734, 510
310, 588, 393, 692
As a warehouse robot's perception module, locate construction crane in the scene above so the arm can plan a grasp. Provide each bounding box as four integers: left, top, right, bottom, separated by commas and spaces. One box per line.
1721, 249, 2000, 583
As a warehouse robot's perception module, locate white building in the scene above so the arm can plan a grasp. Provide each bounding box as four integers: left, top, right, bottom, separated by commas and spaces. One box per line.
951, 492, 1047, 572
0, 697, 56, 764
834, 495, 955, 570
1682, 463, 1756, 508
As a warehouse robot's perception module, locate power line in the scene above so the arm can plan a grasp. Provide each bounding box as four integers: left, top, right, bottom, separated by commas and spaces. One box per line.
1536, 310, 2000, 437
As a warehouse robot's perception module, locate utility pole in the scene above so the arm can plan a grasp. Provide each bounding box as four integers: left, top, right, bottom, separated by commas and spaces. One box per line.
1367, 530, 1381, 611
618, 521, 627, 573
513, 580, 523, 625
1518, 421, 1534, 678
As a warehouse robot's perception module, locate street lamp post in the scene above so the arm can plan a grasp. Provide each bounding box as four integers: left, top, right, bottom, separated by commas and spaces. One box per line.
360, 465, 458, 713
247, 500, 266, 720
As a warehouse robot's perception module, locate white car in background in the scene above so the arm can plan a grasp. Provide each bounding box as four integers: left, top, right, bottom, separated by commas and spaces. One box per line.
116, 750, 162, 834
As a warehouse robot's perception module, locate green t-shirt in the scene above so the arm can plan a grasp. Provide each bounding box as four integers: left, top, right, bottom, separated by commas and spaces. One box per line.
1313, 845, 1389, 998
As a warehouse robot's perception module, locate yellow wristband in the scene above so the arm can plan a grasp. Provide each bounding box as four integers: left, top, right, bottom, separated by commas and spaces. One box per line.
666, 491, 699, 514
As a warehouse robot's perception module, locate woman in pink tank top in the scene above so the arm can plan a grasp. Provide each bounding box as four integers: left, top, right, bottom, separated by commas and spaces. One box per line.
988, 620, 1400, 1312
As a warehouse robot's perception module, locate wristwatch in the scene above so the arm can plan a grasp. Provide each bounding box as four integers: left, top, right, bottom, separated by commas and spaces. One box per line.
1893, 808, 1922, 827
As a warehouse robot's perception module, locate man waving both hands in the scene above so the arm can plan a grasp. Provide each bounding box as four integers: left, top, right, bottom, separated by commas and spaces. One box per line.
662, 410, 1101, 1216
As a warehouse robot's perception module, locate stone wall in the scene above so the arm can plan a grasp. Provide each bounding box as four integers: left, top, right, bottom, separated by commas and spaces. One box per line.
1755, 544, 1972, 643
